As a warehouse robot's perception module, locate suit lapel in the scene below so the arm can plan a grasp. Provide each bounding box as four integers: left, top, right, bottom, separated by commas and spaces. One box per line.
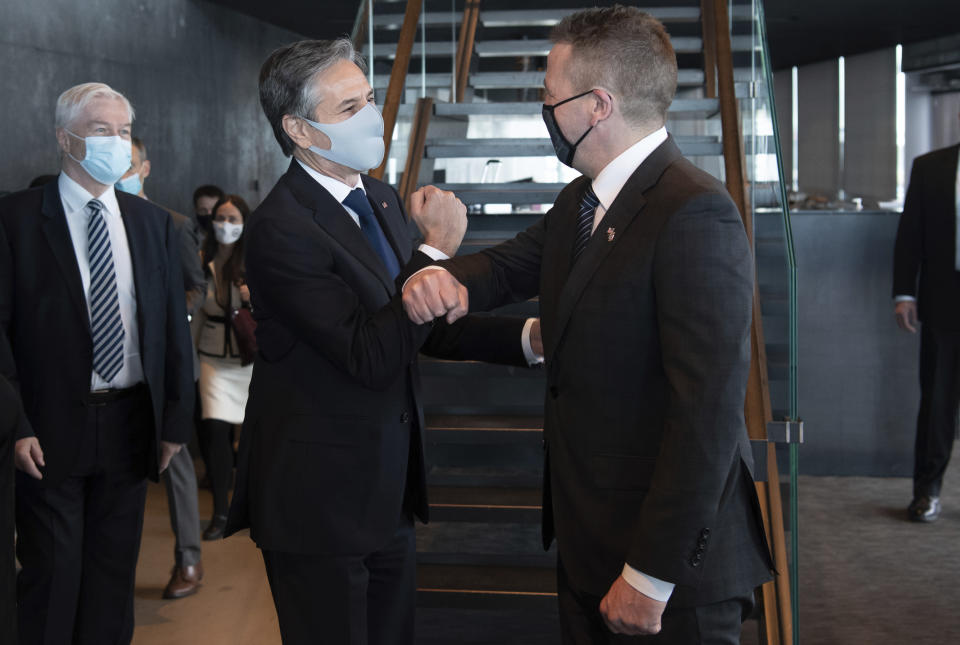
283, 161, 396, 295
40, 181, 89, 331
116, 193, 148, 347
549, 136, 683, 355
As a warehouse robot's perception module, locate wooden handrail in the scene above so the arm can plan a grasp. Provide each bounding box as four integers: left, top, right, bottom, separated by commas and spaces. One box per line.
706, 1, 793, 644
454, 0, 482, 103
398, 97, 434, 207
699, 0, 717, 99
370, 0, 423, 181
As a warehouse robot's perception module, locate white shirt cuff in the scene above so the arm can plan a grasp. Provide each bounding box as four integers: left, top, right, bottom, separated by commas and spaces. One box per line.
894, 295, 916, 303
620, 564, 675, 602
521, 318, 544, 366
418, 244, 449, 261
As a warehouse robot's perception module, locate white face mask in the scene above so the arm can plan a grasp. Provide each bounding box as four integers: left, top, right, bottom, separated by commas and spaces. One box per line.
213, 221, 243, 245
303, 103, 385, 172
65, 131, 132, 185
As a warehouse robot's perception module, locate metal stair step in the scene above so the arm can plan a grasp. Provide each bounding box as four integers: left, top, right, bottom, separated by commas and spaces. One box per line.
419, 357, 545, 379
426, 97, 719, 118
427, 465, 542, 488
427, 414, 544, 444
428, 486, 542, 523
467, 68, 711, 89
437, 183, 567, 205
479, 7, 702, 27
417, 562, 555, 600
425, 136, 723, 158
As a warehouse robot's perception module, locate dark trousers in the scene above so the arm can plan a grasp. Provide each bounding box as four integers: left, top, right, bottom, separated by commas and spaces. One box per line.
261, 513, 416, 645
202, 418, 234, 517
162, 444, 202, 566
15, 388, 151, 645
557, 559, 753, 645
914, 325, 960, 497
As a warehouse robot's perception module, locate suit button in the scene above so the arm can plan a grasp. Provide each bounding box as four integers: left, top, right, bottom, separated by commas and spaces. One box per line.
549, 386, 559, 398
701, 528, 711, 537
400, 412, 410, 423
696, 546, 705, 554
691, 558, 701, 567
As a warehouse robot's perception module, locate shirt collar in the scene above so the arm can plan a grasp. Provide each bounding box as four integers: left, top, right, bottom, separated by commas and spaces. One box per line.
58, 171, 121, 218
296, 159, 365, 204
591, 127, 669, 211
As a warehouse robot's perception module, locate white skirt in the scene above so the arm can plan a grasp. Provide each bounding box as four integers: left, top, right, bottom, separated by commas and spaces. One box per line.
198, 355, 253, 425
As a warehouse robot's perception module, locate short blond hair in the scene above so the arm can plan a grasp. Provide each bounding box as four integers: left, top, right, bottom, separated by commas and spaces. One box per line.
55, 82, 135, 130
551, 6, 677, 128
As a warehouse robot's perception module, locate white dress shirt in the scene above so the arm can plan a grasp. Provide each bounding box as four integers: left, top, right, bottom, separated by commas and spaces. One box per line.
58, 172, 144, 391
894, 146, 960, 303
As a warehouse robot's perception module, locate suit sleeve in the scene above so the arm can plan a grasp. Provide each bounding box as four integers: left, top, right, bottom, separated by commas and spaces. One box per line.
421, 314, 529, 367
0, 217, 34, 440
893, 157, 925, 298
625, 192, 754, 588
440, 211, 547, 311
173, 215, 206, 315
161, 213, 196, 444
248, 217, 436, 391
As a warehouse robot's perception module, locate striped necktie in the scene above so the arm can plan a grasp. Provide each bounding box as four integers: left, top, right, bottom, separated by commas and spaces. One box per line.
87, 199, 125, 383
572, 185, 599, 263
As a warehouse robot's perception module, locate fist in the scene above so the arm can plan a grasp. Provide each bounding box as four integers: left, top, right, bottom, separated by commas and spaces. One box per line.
408, 185, 467, 257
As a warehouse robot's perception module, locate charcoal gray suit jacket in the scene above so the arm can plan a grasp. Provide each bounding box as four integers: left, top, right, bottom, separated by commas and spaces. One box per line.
439, 136, 774, 607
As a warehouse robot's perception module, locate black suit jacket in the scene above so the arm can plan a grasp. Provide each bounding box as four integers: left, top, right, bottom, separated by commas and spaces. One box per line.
440, 137, 773, 607
225, 160, 526, 555
0, 374, 22, 643
893, 143, 960, 329
0, 180, 195, 485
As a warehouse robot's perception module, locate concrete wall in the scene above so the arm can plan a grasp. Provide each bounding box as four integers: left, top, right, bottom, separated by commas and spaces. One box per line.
0, 0, 303, 213
793, 212, 918, 476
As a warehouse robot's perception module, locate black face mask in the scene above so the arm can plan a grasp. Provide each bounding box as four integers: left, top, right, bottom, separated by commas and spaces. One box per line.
196, 213, 213, 230
542, 89, 595, 167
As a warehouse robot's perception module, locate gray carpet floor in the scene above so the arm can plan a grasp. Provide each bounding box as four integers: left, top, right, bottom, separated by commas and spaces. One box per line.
793, 470, 960, 644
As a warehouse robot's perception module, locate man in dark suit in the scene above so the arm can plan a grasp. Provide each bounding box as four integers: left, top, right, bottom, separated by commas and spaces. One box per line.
893, 126, 960, 523
0, 82, 194, 644
0, 375, 24, 645
404, 7, 773, 643
117, 135, 207, 597
224, 40, 532, 645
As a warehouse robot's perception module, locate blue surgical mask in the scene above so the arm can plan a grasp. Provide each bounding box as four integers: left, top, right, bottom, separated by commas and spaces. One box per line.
542, 89, 595, 167
115, 173, 141, 195
303, 103, 385, 172
65, 130, 132, 185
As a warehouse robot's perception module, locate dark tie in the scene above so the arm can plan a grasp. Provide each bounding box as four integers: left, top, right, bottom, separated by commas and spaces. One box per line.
343, 188, 402, 280
87, 199, 125, 383
573, 185, 600, 263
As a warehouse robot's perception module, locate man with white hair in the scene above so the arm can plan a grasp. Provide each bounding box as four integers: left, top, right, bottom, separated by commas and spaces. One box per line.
0, 82, 194, 643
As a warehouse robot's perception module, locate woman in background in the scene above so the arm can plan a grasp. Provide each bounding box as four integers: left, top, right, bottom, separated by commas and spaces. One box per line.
196, 195, 254, 540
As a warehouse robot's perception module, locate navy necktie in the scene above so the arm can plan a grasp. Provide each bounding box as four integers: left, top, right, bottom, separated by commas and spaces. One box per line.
573, 185, 600, 263
87, 199, 125, 383
343, 188, 401, 280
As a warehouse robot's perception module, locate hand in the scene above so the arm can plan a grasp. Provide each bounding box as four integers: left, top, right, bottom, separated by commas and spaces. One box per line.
599, 575, 667, 636
895, 301, 918, 333
239, 283, 251, 304
530, 318, 543, 356
408, 185, 467, 257
159, 441, 183, 474
14, 437, 45, 480
402, 268, 469, 325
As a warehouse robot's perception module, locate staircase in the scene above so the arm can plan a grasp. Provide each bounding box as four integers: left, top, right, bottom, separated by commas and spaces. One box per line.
362, 0, 795, 637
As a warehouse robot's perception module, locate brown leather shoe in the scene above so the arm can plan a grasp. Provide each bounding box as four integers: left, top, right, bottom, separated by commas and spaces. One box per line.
162, 562, 204, 599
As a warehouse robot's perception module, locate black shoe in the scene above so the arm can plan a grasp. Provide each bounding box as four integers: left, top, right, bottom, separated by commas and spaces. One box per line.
203, 514, 228, 540
907, 496, 941, 522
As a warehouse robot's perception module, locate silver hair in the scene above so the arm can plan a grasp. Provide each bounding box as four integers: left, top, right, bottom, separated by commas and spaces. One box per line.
55, 82, 135, 130
259, 38, 367, 156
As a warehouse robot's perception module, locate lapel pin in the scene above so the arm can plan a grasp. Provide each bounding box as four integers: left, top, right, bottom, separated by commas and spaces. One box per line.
607, 227, 616, 242
381, 201, 388, 208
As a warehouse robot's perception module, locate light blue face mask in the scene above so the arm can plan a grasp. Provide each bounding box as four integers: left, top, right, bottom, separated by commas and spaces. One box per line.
303, 103, 385, 172
115, 172, 141, 195
65, 131, 132, 186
